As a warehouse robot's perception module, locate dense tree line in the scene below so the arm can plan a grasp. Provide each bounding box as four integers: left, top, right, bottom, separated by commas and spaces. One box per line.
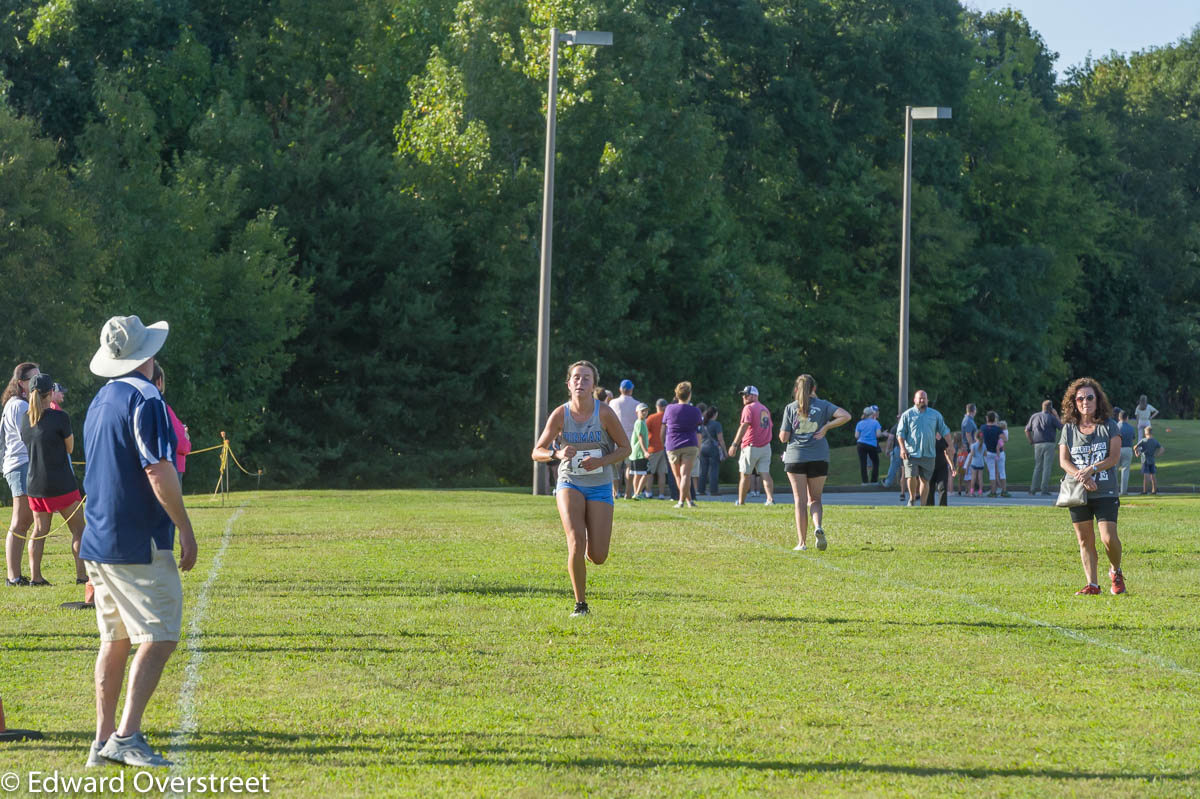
0, 1, 1195, 487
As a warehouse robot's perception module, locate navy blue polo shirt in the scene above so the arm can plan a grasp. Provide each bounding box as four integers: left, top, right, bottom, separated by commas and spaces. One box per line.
80, 374, 177, 564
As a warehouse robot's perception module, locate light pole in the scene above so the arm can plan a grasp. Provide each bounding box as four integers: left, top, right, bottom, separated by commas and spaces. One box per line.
898, 105, 951, 419
534, 28, 613, 495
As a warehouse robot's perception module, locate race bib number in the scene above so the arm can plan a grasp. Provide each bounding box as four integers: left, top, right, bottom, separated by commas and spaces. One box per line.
562, 449, 603, 476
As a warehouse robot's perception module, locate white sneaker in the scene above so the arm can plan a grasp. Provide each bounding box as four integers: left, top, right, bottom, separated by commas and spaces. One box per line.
815, 528, 828, 551
764, 499, 774, 506
734, 500, 745, 506
86, 740, 108, 768
674, 500, 685, 508
99, 731, 172, 768
793, 543, 807, 551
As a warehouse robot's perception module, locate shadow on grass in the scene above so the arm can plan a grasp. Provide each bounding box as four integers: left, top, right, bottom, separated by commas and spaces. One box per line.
420, 754, 1200, 783
221, 578, 710, 602
27, 730, 1200, 784
3, 631, 442, 654
736, 614, 1200, 633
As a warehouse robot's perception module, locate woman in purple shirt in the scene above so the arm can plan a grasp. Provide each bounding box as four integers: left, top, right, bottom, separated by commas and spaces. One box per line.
663, 381, 704, 508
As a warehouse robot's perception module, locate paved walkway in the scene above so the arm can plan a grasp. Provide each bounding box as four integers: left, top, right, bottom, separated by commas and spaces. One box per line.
635, 486, 1172, 508
690, 489, 1055, 507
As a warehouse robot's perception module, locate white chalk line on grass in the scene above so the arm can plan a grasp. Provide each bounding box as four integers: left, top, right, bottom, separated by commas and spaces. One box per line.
676, 512, 1200, 680
168, 505, 246, 774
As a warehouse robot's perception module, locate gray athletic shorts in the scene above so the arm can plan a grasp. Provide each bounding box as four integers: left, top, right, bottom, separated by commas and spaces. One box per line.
903, 456, 935, 480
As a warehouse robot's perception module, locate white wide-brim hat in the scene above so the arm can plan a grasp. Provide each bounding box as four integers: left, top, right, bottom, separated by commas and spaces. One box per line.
89, 315, 170, 378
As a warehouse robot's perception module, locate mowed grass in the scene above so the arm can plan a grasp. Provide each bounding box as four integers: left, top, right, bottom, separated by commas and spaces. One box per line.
3, 490, 1200, 797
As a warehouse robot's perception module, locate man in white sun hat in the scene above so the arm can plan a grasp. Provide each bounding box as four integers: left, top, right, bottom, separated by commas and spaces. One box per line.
80, 315, 197, 770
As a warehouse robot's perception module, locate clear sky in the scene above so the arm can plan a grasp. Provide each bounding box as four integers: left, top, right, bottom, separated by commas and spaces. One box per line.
964, 1, 1200, 77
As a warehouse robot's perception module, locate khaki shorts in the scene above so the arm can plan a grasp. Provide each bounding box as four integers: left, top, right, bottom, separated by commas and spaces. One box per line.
86, 543, 183, 644
647, 450, 669, 475
667, 446, 699, 468
738, 445, 772, 475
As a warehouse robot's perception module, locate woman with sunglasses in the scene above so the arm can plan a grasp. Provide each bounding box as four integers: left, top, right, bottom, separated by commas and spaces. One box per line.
1058, 377, 1125, 595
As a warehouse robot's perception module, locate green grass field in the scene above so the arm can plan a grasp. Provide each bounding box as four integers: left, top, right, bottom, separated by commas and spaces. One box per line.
3, 490, 1199, 797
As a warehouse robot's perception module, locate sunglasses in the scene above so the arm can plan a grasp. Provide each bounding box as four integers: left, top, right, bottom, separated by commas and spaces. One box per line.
1074, 394, 1096, 402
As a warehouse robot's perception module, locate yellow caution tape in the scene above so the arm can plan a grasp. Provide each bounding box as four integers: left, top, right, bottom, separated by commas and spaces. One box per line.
9, 497, 84, 541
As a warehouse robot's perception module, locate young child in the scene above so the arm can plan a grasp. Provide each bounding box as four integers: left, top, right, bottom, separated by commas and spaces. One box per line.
629, 403, 651, 499
1134, 425, 1164, 495
995, 421, 1010, 497
969, 433, 987, 496
952, 431, 968, 495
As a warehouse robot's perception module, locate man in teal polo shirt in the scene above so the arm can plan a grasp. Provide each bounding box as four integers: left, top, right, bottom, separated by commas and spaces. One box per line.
897, 389, 950, 507
81, 316, 198, 769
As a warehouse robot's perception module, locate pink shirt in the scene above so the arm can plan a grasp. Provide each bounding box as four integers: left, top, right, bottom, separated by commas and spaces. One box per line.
167, 404, 192, 472
740, 401, 773, 448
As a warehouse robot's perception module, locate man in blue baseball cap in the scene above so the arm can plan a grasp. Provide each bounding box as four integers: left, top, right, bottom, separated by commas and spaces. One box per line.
609, 379, 641, 499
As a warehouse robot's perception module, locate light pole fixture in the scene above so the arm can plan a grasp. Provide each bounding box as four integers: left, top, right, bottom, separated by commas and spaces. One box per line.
533, 28, 613, 495
898, 105, 951, 419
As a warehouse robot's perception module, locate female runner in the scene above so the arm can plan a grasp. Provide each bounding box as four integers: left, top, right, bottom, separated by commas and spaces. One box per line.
532, 361, 631, 617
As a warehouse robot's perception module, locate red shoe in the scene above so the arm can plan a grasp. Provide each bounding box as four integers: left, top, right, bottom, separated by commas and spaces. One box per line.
1075, 584, 1102, 595
1109, 569, 1126, 595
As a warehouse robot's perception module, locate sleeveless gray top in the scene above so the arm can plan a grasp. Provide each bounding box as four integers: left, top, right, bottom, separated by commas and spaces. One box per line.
557, 401, 614, 487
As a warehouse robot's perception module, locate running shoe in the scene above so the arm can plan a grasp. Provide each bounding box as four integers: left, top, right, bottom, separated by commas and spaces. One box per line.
815, 528, 827, 551
734, 500, 745, 506
793, 543, 807, 551
1109, 568, 1126, 595
674, 500, 685, 508
1074, 584, 1102, 595
1000, 491, 1011, 498
763, 500, 774, 506
98, 732, 173, 768
86, 740, 109, 768
6, 576, 29, 586
571, 602, 590, 617
685, 499, 697, 508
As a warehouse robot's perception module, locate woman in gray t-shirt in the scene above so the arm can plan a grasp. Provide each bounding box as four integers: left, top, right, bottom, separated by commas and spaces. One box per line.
1058, 377, 1126, 596
778, 374, 850, 552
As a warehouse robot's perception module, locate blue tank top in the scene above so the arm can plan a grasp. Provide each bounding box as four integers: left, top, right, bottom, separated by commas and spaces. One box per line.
557, 402, 614, 487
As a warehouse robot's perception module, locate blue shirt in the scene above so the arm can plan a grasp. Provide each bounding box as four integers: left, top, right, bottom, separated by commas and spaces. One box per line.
1118, 422, 1135, 448
981, 423, 1003, 453
80, 374, 177, 564
961, 415, 978, 440
854, 418, 882, 448
898, 407, 950, 458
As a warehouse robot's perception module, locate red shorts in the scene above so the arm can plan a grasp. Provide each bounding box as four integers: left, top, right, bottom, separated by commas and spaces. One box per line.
29, 490, 82, 514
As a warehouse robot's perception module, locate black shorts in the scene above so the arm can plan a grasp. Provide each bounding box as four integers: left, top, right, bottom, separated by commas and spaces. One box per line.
1069, 496, 1120, 524
785, 461, 829, 477
629, 458, 648, 475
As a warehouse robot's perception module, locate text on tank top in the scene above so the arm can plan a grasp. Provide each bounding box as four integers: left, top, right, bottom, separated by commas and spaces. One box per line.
558, 401, 614, 486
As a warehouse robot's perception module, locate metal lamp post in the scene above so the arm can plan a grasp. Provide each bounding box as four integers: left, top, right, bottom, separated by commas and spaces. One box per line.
533, 28, 613, 495
898, 105, 951, 418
